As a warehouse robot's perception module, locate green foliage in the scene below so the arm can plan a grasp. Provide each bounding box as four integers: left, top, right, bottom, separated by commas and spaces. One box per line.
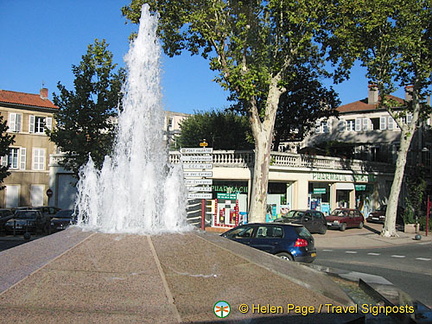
0, 116, 15, 189
177, 110, 253, 150
49, 39, 125, 176
403, 167, 427, 224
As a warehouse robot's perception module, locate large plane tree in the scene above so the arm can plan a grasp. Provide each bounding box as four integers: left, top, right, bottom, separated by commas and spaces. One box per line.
326, 0, 432, 236
122, 0, 343, 222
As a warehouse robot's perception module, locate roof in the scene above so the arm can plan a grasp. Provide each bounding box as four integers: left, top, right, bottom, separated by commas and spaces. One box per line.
337, 95, 404, 114
0, 90, 58, 110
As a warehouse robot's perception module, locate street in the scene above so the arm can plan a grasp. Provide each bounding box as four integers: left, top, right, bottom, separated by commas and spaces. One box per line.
314, 237, 432, 307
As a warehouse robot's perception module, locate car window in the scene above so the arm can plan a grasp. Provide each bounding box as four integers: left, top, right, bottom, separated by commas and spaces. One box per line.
294, 226, 312, 239
331, 210, 347, 217
313, 212, 323, 219
285, 210, 303, 220
255, 226, 283, 238
226, 226, 254, 239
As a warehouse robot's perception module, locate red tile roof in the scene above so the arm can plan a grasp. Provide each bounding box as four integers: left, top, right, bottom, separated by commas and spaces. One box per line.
0, 90, 58, 110
337, 95, 404, 113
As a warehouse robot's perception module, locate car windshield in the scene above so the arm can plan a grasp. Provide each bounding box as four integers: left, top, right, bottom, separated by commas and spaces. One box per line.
282, 210, 304, 220
330, 210, 348, 217
15, 211, 38, 219
55, 210, 74, 218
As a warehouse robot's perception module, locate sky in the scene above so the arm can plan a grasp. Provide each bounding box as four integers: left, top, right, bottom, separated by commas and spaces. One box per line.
0, 0, 408, 115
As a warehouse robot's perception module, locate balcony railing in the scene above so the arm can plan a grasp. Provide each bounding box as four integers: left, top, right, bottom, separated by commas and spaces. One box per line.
170, 150, 393, 173
50, 151, 393, 174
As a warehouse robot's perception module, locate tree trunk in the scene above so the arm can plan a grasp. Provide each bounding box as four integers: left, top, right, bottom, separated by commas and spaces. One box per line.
381, 132, 412, 237
248, 77, 284, 223
382, 100, 420, 237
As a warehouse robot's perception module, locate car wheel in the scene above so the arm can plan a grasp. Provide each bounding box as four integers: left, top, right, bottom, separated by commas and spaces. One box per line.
340, 223, 347, 231
319, 226, 327, 235
276, 252, 293, 261
358, 221, 364, 229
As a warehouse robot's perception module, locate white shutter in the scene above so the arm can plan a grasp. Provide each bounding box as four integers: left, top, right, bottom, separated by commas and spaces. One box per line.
29, 115, 35, 133
355, 118, 361, 131
0, 155, 8, 167
362, 118, 369, 131
380, 116, 387, 130
45, 117, 52, 130
20, 148, 26, 170
8, 113, 16, 132
388, 117, 394, 130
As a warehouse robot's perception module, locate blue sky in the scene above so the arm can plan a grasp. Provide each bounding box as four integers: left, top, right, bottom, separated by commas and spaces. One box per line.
1, 1, 407, 114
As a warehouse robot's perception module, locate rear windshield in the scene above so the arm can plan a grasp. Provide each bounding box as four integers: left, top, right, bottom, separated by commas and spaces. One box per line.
283, 210, 304, 220
293, 226, 312, 239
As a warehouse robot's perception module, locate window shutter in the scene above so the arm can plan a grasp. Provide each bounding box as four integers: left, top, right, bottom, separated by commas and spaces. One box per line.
29, 115, 35, 133
388, 117, 394, 130
380, 116, 387, 130
355, 118, 361, 131
362, 118, 369, 131
45, 117, 52, 130
20, 148, 26, 170
0, 155, 7, 167
9, 113, 16, 132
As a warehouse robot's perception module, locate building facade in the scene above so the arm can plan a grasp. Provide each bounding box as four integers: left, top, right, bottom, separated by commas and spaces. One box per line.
0, 89, 58, 208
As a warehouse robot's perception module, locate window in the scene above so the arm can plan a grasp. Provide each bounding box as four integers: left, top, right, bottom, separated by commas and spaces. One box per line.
32, 148, 45, 170
8, 113, 22, 132
1, 148, 26, 170
355, 118, 362, 131
315, 121, 330, 133
346, 120, 355, 131
29, 115, 52, 133
387, 116, 395, 130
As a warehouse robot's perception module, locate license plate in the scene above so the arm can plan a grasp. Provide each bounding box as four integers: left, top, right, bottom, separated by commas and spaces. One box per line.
326, 222, 332, 226
311, 253, 316, 257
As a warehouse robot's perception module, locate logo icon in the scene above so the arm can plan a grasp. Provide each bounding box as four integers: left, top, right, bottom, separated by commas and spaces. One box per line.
213, 300, 231, 318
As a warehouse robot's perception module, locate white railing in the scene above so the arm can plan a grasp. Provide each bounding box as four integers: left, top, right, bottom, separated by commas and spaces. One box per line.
170, 150, 393, 173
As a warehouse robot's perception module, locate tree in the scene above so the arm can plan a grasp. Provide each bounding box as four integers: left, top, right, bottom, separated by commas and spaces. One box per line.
271, 66, 340, 150
326, 0, 432, 236
0, 116, 15, 189
122, 1, 341, 222
177, 110, 253, 150
49, 39, 125, 176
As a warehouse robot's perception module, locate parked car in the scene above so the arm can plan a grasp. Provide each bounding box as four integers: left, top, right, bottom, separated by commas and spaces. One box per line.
274, 209, 327, 234
221, 223, 316, 263
34, 206, 62, 220
0, 209, 14, 230
366, 205, 405, 227
326, 208, 365, 231
50, 210, 76, 232
4, 210, 47, 234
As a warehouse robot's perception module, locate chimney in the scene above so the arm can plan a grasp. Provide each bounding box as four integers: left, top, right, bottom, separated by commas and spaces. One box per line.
368, 84, 378, 105
40, 88, 48, 100
405, 85, 413, 101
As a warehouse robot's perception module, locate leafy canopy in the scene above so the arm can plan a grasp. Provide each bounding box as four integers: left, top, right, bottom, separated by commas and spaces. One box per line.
49, 39, 125, 175
177, 110, 253, 150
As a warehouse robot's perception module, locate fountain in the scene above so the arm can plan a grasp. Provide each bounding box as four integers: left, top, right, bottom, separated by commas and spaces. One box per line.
75, 4, 190, 234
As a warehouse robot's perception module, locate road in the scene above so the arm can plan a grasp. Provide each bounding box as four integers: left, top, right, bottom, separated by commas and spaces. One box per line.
314, 241, 432, 307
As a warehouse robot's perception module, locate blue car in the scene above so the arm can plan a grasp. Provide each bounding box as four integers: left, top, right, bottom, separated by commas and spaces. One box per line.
221, 223, 316, 263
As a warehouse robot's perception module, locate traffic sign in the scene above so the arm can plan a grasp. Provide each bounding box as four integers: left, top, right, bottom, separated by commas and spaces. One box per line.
188, 193, 212, 199
183, 171, 213, 177
188, 186, 212, 192
183, 163, 213, 169
180, 148, 213, 154
185, 179, 213, 185
181, 155, 213, 162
